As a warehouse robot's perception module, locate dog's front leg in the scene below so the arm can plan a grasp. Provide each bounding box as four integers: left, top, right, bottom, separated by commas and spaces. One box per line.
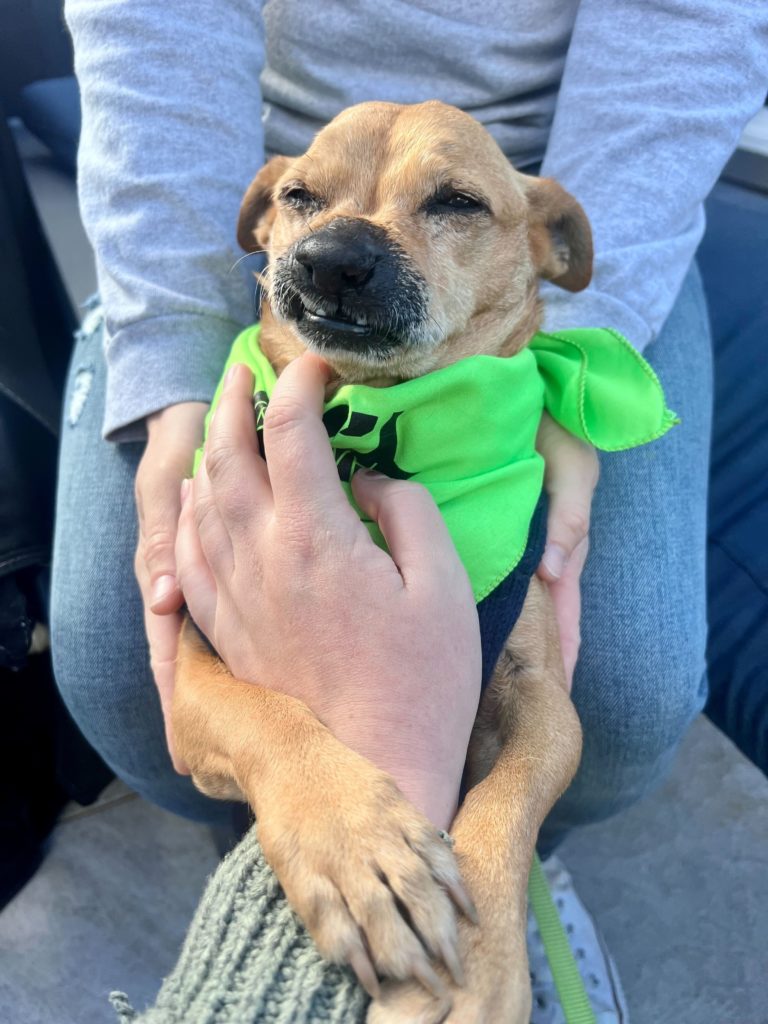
369, 578, 582, 1024
173, 619, 470, 998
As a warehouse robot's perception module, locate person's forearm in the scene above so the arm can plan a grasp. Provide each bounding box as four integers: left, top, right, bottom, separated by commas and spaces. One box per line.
66, 0, 267, 441
540, 0, 768, 347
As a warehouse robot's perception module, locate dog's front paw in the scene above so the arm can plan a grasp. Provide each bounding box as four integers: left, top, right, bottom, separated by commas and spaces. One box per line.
255, 756, 474, 999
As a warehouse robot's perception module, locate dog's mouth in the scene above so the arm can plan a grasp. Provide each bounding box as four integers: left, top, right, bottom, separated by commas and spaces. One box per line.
274, 273, 426, 362
298, 301, 375, 338
265, 221, 434, 364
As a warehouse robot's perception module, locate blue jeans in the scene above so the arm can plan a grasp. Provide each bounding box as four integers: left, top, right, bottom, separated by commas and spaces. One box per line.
699, 182, 768, 776
50, 267, 712, 832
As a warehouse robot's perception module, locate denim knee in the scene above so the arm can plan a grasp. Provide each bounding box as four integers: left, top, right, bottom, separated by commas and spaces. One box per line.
579, 665, 706, 818
542, 635, 708, 845
51, 307, 232, 825
51, 596, 231, 825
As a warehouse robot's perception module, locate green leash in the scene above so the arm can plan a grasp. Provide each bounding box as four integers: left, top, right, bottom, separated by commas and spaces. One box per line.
528, 854, 598, 1024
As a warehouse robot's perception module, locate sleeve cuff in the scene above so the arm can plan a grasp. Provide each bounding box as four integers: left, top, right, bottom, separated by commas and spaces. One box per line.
102, 313, 245, 442
540, 284, 653, 353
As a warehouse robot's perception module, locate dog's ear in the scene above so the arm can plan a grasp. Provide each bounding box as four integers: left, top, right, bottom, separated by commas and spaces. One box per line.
237, 156, 293, 253
523, 177, 593, 293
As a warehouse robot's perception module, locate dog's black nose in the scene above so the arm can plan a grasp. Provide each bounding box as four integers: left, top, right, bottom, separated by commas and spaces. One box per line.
294, 219, 385, 297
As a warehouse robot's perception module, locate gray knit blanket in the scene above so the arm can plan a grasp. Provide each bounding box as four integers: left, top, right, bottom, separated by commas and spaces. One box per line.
110, 827, 369, 1023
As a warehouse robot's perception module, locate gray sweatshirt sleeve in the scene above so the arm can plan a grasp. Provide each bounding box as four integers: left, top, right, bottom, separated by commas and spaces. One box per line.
539, 0, 768, 349
66, 0, 266, 441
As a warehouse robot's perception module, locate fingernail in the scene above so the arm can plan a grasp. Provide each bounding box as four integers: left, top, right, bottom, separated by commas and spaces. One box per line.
224, 364, 239, 389
542, 543, 568, 580
151, 574, 177, 605
356, 467, 386, 480
180, 478, 191, 504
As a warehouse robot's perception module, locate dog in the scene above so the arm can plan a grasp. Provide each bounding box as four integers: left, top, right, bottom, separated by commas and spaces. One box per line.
172, 100, 588, 1024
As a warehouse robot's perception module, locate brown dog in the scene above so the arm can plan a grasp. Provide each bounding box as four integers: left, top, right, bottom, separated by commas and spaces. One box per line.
173, 101, 588, 1024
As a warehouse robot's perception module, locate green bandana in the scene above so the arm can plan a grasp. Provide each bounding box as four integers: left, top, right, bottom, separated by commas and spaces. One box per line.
195, 325, 677, 602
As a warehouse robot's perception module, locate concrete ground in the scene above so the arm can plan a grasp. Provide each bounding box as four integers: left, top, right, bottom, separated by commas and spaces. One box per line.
2, 718, 766, 1024
560, 718, 768, 1024
2, 127, 766, 1024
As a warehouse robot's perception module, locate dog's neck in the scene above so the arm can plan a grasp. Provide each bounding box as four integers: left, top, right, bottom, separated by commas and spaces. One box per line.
258, 285, 543, 392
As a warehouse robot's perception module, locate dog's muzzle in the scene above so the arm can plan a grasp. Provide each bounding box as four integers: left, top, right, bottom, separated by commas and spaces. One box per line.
270, 217, 428, 358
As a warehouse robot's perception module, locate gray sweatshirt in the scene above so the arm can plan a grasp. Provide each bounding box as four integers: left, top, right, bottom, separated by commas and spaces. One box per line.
65, 0, 767, 441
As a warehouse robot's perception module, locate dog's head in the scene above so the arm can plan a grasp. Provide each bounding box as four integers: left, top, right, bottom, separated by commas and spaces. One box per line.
239, 101, 592, 381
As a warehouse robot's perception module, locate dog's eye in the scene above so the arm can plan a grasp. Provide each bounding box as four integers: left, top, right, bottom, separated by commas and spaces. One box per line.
280, 186, 324, 212
425, 189, 487, 216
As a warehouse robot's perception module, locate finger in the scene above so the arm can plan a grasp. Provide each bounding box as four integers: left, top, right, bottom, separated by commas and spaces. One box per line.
537, 463, 598, 583
537, 499, 589, 581
263, 352, 359, 524
142, 604, 189, 774
351, 471, 467, 592
548, 536, 589, 690
204, 363, 272, 528
192, 458, 236, 582
136, 475, 185, 617
175, 478, 218, 640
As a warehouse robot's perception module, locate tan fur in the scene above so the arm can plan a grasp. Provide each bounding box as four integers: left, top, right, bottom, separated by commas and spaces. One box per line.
175, 101, 590, 1022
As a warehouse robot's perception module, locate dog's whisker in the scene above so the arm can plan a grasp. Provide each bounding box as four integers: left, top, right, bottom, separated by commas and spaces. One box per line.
228, 242, 294, 277
427, 313, 444, 337
228, 251, 264, 274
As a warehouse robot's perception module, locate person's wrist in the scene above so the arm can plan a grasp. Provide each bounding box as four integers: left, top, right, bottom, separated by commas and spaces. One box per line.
380, 757, 460, 831
145, 400, 209, 445
315, 688, 472, 830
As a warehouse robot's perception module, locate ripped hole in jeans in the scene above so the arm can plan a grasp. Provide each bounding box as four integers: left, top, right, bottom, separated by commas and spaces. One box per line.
68, 367, 95, 426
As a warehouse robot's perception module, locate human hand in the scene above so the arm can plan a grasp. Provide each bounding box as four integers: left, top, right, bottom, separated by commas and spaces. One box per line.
175, 355, 482, 829
535, 412, 600, 689
134, 401, 208, 772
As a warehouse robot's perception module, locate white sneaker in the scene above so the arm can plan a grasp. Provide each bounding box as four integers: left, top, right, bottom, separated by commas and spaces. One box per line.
527, 857, 629, 1024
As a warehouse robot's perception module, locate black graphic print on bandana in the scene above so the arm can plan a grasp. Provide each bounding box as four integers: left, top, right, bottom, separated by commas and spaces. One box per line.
326, 405, 414, 481
252, 392, 412, 481
253, 391, 269, 459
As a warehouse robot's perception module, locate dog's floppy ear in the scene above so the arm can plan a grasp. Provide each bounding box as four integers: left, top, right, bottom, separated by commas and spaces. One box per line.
524, 177, 593, 293
237, 155, 293, 253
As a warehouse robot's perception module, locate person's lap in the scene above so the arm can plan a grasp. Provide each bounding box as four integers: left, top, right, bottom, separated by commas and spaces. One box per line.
541, 264, 712, 848
51, 269, 712, 832
50, 303, 229, 823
